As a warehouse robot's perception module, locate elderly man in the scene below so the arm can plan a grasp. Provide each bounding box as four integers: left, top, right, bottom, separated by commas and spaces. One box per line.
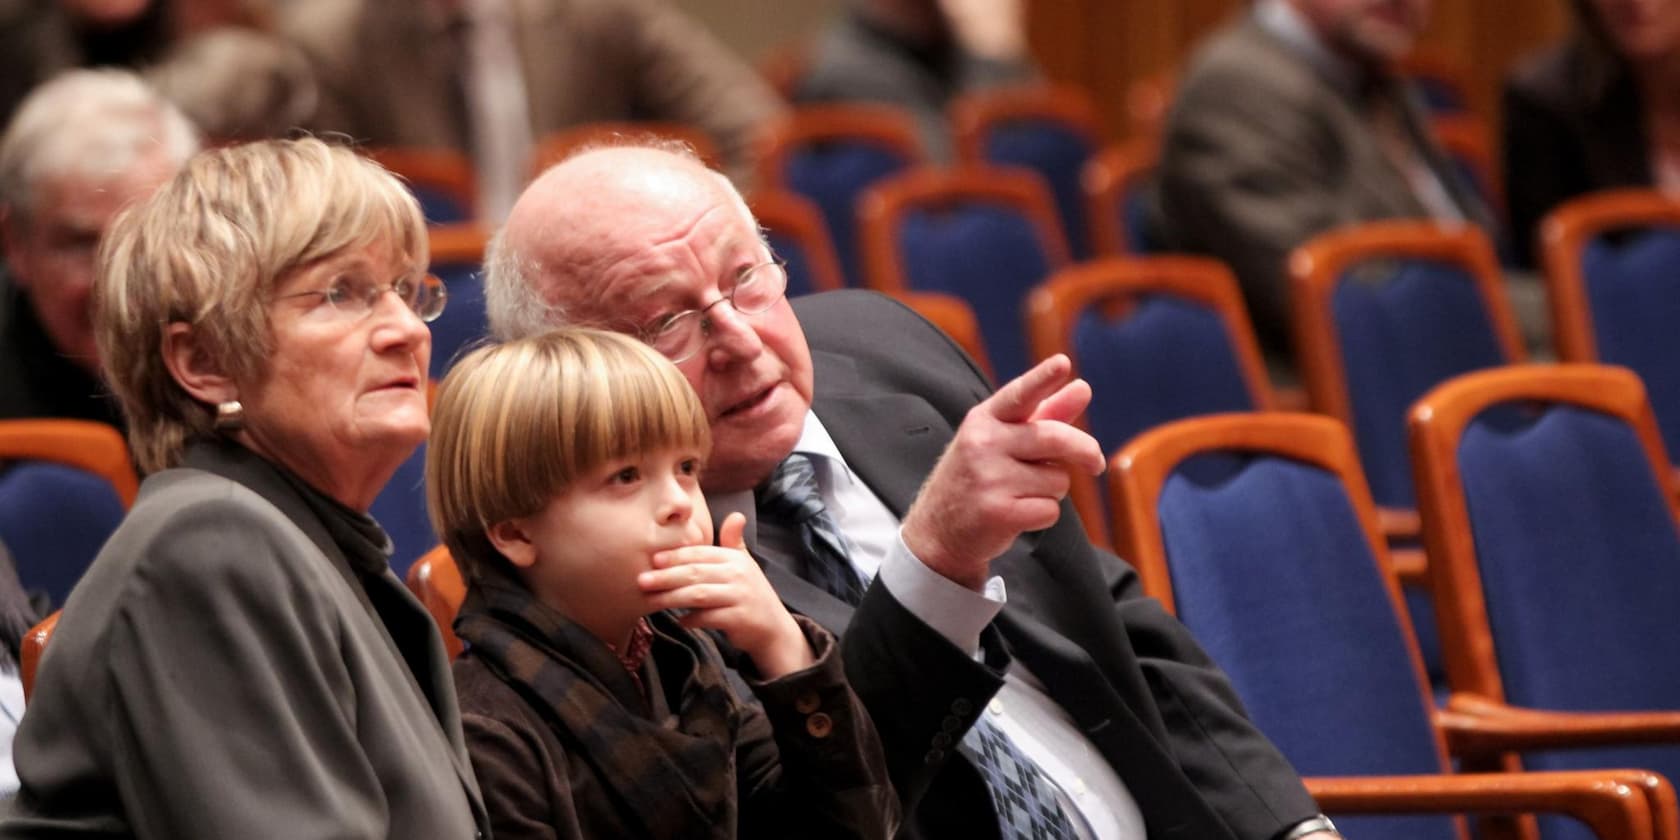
1153, 0, 1494, 363
0, 69, 198, 425
485, 142, 1340, 839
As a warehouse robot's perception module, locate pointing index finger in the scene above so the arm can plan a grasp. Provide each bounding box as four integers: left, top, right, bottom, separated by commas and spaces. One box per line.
986, 354, 1075, 424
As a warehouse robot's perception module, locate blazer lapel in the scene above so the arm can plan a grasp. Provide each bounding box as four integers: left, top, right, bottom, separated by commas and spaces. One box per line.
811, 349, 952, 519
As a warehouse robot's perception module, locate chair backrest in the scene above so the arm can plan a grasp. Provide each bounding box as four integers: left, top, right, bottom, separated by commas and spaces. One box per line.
528, 121, 722, 177
406, 545, 466, 659
369, 442, 432, 583
1109, 412, 1460, 840
21, 609, 58, 702
1290, 221, 1526, 509
1081, 138, 1160, 256
886, 290, 994, 383
366, 147, 477, 224
1539, 189, 1680, 458
859, 165, 1070, 381
0, 420, 137, 606
748, 189, 845, 296
427, 222, 490, 379
754, 104, 926, 287
1410, 364, 1680, 838
1027, 256, 1274, 457
951, 84, 1105, 259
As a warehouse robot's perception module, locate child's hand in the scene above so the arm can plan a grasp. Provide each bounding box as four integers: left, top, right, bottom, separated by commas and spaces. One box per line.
639, 512, 815, 679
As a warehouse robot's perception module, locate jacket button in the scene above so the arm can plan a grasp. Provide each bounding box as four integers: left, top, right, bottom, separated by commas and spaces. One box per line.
924, 748, 944, 765
806, 712, 833, 738
931, 732, 951, 749
794, 691, 820, 714
941, 715, 963, 733
951, 698, 972, 716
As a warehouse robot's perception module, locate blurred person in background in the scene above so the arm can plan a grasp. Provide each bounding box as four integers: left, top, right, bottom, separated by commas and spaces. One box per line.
1503, 0, 1680, 267
0, 69, 197, 425
795, 0, 1038, 161
0, 137, 489, 837
1153, 0, 1496, 368
276, 0, 785, 221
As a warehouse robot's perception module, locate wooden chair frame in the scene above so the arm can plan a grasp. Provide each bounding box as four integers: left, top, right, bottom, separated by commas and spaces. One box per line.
857, 165, 1071, 294
405, 545, 466, 659
748, 189, 845, 293
948, 83, 1105, 169
1110, 411, 1680, 840
530, 121, 721, 177
1408, 364, 1680, 752
21, 609, 58, 702
1538, 189, 1680, 363
1288, 221, 1525, 546
0, 419, 138, 507
752, 104, 925, 192
365, 147, 478, 222
1081, 137, 1159, 257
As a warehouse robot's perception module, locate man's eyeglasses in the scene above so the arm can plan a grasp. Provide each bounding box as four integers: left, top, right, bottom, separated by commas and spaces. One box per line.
641, 259, 788, 363
276, 274, 448, 323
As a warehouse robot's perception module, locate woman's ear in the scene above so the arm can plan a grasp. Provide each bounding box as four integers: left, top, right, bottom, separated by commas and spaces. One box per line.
486, 518, 538, 569
161, 322, 238, 406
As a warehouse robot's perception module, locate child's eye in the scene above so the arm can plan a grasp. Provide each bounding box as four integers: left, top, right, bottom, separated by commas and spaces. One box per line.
611, 466, 640, 484
678, 458, 701, 476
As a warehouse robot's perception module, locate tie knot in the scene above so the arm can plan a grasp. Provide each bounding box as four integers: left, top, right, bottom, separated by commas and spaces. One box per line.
757, 452, 824, 523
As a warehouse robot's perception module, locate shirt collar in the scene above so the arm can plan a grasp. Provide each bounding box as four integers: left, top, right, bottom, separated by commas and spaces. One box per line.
1255, 0, 1365, 99
708, 410, 845, 540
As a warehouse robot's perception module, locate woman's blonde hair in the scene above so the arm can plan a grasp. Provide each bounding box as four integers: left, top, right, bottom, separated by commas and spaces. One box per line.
94, 137, 427, 473
426, 328, 712, 581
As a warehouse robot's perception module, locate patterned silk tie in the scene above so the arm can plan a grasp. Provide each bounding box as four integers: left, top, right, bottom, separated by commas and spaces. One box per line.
965, 715, 1077, 840
756, 453, 867, 604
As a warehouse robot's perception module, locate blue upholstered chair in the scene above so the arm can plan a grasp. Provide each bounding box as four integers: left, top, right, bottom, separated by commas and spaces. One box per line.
749, 189, 845, 297
1411, 364, 1680, 840
0, 420, 137, 608
1399, 52, 1475, 117
1291, 221, 1526, 516
858, 165, 1070, 382
426, 223, 490, 380
755, 105, 925, 288
1082, 139, 1160, 256
1109, 411, 1678, 840
1540, 189, 1680, 465
1025, 256, 1273, 543
367, 147, 477, 224
951, 84, 1104, 259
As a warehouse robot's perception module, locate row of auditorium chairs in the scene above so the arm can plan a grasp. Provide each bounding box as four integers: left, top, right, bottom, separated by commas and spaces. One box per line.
6, 184, 1679, 607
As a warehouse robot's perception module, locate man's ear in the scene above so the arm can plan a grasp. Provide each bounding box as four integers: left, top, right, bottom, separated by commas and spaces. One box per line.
486, 518, 538, 569
161, 322, 238, 406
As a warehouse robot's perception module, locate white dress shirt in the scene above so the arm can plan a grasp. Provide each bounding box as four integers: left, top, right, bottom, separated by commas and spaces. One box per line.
715, 412, 1145, 840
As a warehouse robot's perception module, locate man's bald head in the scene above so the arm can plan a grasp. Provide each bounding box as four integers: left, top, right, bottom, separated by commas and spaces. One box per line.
487, 143, 742, 340
484, 142, 816, 493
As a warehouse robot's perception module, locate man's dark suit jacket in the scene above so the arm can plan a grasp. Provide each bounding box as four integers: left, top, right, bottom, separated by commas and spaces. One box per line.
732, 290, 1319, 839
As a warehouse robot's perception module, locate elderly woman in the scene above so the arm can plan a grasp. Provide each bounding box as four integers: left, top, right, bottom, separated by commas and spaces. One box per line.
0, 138, 488, 837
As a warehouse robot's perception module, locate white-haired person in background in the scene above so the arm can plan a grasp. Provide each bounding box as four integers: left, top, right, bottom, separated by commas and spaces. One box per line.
0, 68, 198, 426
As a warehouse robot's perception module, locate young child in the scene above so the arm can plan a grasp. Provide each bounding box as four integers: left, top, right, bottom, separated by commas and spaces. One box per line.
426, 328, 898, 840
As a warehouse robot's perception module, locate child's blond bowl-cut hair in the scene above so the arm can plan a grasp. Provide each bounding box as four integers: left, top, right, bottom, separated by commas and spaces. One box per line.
426, 327, 712, 581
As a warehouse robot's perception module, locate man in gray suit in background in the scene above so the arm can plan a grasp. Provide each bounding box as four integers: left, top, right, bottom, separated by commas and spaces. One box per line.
1152, 0, 1492, 363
